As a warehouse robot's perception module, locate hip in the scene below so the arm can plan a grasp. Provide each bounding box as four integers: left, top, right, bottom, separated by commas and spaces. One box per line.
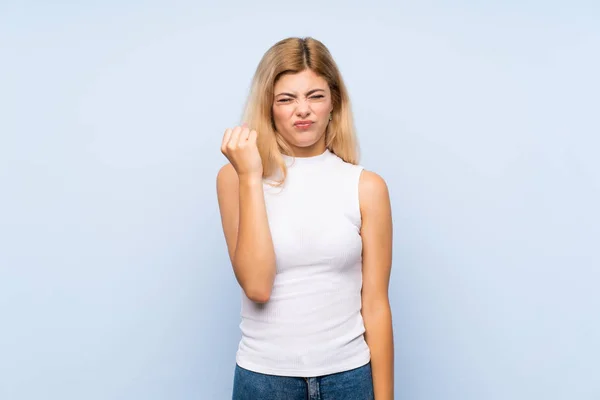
232, 361, 374, 400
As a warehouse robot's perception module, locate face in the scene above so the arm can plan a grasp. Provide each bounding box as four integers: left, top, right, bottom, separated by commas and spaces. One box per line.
272, 69, 333, 157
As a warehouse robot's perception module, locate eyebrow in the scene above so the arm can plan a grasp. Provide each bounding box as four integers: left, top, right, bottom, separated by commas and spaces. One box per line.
275, 89, 326, 97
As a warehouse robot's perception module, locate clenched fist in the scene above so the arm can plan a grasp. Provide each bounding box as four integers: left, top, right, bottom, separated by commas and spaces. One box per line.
221, 125, 263, 181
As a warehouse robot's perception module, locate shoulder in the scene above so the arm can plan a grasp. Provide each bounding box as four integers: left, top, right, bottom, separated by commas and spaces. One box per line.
217, 162, 236, 180
359, 170, 388, 195
358, 170, 390, 212
216, 163, 239, 193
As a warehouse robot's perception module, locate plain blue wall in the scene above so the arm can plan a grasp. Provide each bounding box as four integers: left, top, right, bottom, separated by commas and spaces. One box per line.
1, 1, 599, 399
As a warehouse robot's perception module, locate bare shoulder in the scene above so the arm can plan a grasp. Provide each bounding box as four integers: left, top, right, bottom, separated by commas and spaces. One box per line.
216, 163, 239, 215
216, 163, 239, 193
216, 163, 240, 262
359, 169, 390, 212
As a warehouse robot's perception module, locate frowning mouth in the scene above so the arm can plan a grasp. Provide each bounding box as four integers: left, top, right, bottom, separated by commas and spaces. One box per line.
294, 121, 314, 129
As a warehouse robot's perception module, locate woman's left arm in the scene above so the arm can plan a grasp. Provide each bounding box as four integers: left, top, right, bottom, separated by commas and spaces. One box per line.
359, 170, 394, 400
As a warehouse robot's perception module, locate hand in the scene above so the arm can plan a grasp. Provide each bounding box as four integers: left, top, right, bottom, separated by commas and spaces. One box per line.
221, 124, 263, 181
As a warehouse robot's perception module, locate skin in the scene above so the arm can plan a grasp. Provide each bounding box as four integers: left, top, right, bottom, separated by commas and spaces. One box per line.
217, 125, 276, 303
217, 68, 394, 398
359, 170, 395, 400
272, 69, 333, 157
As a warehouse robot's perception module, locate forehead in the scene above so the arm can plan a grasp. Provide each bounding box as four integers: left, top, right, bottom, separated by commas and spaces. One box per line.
274, 69, 329, 92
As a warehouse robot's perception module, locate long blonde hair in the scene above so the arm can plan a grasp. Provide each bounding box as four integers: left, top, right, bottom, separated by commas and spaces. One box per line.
241, 37, 360, 184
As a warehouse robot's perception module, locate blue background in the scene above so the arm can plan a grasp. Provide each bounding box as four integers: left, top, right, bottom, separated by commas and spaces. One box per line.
1, 1, 599, 399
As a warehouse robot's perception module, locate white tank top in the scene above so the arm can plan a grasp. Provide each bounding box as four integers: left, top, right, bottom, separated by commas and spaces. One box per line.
235, 149, 371, 377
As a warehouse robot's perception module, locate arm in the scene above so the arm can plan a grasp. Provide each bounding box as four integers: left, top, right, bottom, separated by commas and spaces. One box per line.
359, 170, 394, 399
216, 163, 276, 303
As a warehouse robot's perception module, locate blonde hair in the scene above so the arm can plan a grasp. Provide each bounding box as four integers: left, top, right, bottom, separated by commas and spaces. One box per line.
241, 37, 360, 184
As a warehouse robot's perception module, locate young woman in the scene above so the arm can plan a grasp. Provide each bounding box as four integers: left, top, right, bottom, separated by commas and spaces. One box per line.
216, 37, 394, 400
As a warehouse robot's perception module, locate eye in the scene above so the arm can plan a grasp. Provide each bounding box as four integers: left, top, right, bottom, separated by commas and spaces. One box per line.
310, 95, 325, 99
277, 98, 292, 103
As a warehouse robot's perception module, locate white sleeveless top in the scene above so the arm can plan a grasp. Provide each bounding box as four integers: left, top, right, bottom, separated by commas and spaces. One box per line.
235, 149, 371, 377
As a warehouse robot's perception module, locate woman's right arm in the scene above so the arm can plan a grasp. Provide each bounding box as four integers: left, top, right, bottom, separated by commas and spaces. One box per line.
216, 126, 276, 303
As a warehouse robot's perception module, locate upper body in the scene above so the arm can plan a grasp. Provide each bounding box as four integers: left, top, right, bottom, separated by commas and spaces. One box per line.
216, 37, 394, 398
236, 148, 370, 377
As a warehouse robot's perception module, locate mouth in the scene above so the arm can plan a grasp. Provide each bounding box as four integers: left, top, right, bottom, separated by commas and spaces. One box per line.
294, 121, 314, 130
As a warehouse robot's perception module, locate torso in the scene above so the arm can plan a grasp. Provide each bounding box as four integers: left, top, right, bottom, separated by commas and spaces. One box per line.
235, 149, 371, 377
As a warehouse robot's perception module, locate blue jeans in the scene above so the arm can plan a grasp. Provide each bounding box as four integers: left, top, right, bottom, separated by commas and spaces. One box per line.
232, 362, 374, 400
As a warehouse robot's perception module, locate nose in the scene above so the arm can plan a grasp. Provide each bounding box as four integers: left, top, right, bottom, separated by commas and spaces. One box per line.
295, 98, 311, 117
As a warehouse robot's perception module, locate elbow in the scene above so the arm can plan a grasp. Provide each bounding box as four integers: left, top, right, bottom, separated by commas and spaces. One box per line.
236, 269, 273, 303
244, 286, 271, 303
233, 255, 275, 304
240, 273, 273, 303
362, 296, 392, 319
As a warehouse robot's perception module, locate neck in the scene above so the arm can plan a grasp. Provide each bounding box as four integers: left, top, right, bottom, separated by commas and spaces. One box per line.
285, 138, 327, 158
281, 148, 331, 166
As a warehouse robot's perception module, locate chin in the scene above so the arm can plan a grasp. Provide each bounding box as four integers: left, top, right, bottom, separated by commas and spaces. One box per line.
290, 138, 322, 149
287, 131, 323, 147
292, 138, 319, 147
